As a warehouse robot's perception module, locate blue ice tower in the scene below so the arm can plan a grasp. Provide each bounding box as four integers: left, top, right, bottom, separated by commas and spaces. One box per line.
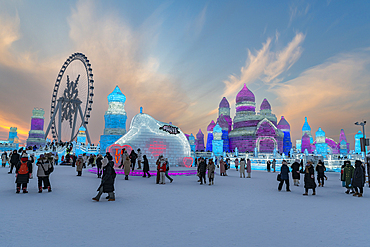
315, 127, 328, 158
77, 126, 87, 144
354, 131, 367, 154
277, 116, 292, 155
212, 123, 223, 156
302, 117, 313, 144
206, 120, 216, 152
189, 134, 196, 152
99, 86, 127, 154
217, 115, 230, 152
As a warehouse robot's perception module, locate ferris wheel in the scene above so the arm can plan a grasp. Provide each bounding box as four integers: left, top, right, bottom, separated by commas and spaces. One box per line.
44, 52, 94, 143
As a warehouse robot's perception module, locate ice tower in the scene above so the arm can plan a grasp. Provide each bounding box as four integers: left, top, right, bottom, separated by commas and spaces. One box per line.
277, 116, 292, 155
218, 97, 232, 132
212, 123, 223, 156
26, 108, 46, 147
195, 129, 205, 151
315, 128, 328, 157
77, 126, 87, 144
99, 86, 127, 154
354, 131, 366, 154
8, 127, 19, 147
301, 133, 312, 153
206, 120, 216, 151
217, 115, 230, 152
339, 129, 350, 153
302, 117, 313, 144
189, 134, 196, 152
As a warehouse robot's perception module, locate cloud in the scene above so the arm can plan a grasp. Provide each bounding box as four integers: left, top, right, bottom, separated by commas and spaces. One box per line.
288, 2, 310, 27
271, 50, 370, 143
223, 32, 305, 98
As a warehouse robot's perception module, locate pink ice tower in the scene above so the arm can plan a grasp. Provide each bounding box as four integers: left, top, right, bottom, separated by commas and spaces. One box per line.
218, 97, 232, 132
339, 129, 350, 153
195, 129, 205, 151
206, 120, 216, 151
301, 133, 312, 153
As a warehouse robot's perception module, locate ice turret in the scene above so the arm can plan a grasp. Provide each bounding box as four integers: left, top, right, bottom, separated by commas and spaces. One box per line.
195, 129, 205, 151
206, 120, 216, 151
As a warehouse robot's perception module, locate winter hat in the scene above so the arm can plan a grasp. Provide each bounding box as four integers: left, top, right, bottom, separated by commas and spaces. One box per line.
22, 153, 28, 158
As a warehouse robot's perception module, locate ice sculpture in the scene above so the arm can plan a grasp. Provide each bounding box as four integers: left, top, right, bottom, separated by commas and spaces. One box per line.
112, 113, 191, 167
212, 123, 223, 156
315, 127, 328, 157
301, 133, 312, 153
218, 97, 232, 132
195, 129, 205, 151
217, 115, 230, 152
26, 108, 46, 147
354, 131, 367, 154
206, 120, 216, 151
302, 117, 313, 144
77, 126, 86, 144
228, 84, 283, 153
99, 86, 127, 154
277, 116, 292, 155
189, 134, 196, 152
339, 129, 350, 153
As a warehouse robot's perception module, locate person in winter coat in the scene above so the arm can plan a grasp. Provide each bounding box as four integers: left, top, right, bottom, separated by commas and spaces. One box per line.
156, 156, 163, 184
343, 160, 355, 194
123, 156, 131, 180
234, 158, 239, 171
158, 159, 167, 184
266, 160, 271, 172
272, 159, 276, 172
303, 161, 316, 196
340, 163, 346, 187
164, 158, 173, 183
142, 155, 151, 178
96, 154, 103, 178
15, 153, 33, 193
220, 158, 226, 176
93, 155, 116, 201
8, 150, 20, 174
76, 155, 84, 176
239, 158, 246, 178
82, 153, 87, 168
291, 159, 301, 186
1, 151, 8, 167
278, 160, 290, 192
352, 160, 365, 197
207, 159, 215, 185
129, 150, 137, 171
36, 154, 52, 193
198, 158, 207, 184
137, 149, 142, 169
246, 158, 252, 178
316, 160, 326, 187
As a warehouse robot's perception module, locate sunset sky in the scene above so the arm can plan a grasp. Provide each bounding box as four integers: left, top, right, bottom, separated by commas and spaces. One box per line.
0, 0, 370, 148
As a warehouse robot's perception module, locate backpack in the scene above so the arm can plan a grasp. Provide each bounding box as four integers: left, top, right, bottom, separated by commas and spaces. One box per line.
41, 161, 54, 175
18, 161, 29, 174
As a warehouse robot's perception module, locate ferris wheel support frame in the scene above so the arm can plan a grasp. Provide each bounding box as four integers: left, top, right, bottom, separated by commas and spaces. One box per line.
44, 97, 92, 144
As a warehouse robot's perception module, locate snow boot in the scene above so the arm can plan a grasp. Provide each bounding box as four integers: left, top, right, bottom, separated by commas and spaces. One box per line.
353, 192, 359, 196
358, 193, 363, 197
303, 193, 308, 196
38, 187, 42, 193
16, 187, 20, 193
312, 192, 316, 195
92, 197, 99, 202
170, 179, 173, 183
48, 186, 52, 192
23, 189, 28, 193
345, 190, 350, 194
319, 183, 322, 187
212, 180, 214, 185
108, 198, 115, 201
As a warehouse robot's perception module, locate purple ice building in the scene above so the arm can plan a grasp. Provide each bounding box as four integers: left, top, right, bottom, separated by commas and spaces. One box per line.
228, 84, 284, 153
26, 108, 46, 147
195, 129, 205, 151
206, 120, 216, 151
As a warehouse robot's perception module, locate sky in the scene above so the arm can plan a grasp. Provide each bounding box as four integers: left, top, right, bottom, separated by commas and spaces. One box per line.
0, 0, 370, 148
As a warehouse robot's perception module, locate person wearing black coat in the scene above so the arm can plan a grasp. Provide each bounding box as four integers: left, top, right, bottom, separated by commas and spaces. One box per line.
142, 155, 151, 178
93, 155, 116, 201
129, 150, 137, 171
303, 161, 316, 195
198, 158, 207, 185
96, 155, 103, 178
8, 150, 20, 174
352, 160, 365, 197
316, 160, 326, 187
291, 159, 301, 186
278, 160, 290, 192
15, 154, 33, 193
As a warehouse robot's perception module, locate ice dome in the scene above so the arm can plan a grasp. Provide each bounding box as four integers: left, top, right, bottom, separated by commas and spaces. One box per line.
277, 116, 290, 130
217, 115, 229, 130
207, 120, 216, 132
219, 97, 230, 108
196, 129, 204, 139
236, 84, 255, 103
213, 123, 222, 133
107, 86, 126, 103
302, 117, 311, 131
113, 113, 191, 167
260, 98, 271, 110
316, 127, 325, 137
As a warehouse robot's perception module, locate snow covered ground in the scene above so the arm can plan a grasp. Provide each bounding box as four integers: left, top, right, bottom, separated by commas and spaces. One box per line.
1, 165, 369, 247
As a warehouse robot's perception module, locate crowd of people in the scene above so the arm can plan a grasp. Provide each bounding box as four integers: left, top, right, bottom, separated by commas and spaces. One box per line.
2, 148, 369, 201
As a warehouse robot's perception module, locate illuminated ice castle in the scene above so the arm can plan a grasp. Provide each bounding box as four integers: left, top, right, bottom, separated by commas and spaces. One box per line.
99, 86, 127, 154
26, 108, 46, 147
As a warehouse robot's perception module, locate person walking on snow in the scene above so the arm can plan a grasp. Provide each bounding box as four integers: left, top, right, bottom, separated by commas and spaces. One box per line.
164, 158, 173, 183
207, 159, 215, 185
352, 160, 364, 197
93, 155, 116, 201
246, 158, 252, 178
303, 161, 316, 196
234, 158, 239, 171
8, 150, 20, 174
278, 160, 290, 192
36, 154, 52, 193
137, 148, 142, 169
219, 157, 226, 176
123, 156, 131, 180
239, 158, 246, 178
1, 151, 8, 167
343, 160, 355, 194
291, 159, 301, 186
198, 158, 207, 185
158, 159, 166, 184
15, 153, 32, 193
316, 160, 326, 187
272, 159, 276, 172
76, 155, 84, 176
142, 155, 151, 178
